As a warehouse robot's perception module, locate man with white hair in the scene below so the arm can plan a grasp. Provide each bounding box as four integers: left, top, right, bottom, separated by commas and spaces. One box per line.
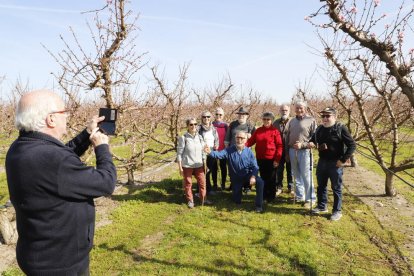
205, 131, 264, 213
285, 101, 317, 208
308, 107, 356, 221
273, 104, 293, 195
6, 89, 117, 275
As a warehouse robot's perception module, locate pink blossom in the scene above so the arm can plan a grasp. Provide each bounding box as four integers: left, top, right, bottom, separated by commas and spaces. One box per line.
343, 39, 348, 44
304, 16, 310, 21
398, 31, 404, 42
370, 33, 376, 38
350, 6, 358, 13
374, 0, 380, 7
409, 48, 414, 55
339, 15, 345, 21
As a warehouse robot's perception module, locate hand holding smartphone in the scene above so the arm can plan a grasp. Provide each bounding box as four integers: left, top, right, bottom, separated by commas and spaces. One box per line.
98, 108, 117, 135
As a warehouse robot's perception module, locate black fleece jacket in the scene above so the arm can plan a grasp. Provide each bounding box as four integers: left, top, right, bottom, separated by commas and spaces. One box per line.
309, 123, 356, 163
6, 130, 117, 276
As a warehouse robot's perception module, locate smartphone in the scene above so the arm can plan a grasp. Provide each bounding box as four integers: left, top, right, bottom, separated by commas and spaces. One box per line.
98, 108, 117, 135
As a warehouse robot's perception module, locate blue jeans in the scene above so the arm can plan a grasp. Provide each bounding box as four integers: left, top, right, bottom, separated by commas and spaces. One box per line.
289, 148, 315, 202
316, 158, 343, 212
231, 175, 264, 208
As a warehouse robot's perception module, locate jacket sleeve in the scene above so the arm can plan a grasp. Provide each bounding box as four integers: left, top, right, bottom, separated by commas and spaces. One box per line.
224, 122, 232, 147
245, 130, 257, 147
274, 129, 283, 163
213, 128, 219, 149
208, 148, 228, 160
176, 135, 185, 162
56, 144, 117, 199
341, 125, 356, 163
65, 129, 91, 157
249, 150, 259, 177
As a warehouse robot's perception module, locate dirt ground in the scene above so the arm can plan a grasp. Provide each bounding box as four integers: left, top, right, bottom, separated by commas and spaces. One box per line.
1, 164, 413, 273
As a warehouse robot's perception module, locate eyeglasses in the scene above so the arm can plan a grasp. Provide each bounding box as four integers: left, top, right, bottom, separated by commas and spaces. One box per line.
49, 109, 70, 116
321, 114, 332, 118
188, 123, 197, 126
215, 114, 223, 116
202, 116, 211, 118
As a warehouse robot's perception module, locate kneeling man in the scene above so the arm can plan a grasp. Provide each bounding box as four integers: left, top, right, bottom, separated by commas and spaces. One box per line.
204, 131, 264, 212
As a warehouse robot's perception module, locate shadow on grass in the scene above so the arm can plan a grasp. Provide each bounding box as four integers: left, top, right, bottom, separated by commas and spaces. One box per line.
342, 190, 413, 274
112, 177, 308, 216
98, 238, 318, 275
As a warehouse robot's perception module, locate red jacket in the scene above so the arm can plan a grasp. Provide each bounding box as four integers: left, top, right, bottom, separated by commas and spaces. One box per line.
246, 125, 283, 162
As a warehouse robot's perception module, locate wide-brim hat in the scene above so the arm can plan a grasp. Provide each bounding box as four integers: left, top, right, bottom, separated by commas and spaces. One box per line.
236, 107, 249, 115
319, 107, 337, 115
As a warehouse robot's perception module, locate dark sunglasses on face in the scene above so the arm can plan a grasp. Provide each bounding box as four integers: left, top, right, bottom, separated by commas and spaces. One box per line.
202, 116, 211, 118
215, 114, 223, 116
188, 123, 197, 126
321, 114, 331, 118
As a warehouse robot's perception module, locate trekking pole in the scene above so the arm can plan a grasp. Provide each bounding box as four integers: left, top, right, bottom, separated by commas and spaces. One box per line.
309, 148, 313, 216
293, 149, 298, 205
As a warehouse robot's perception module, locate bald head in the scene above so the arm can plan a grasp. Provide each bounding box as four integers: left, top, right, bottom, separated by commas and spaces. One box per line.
15, 90, 65, 133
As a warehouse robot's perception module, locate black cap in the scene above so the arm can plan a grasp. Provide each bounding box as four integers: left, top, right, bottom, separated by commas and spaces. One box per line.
236, 107, 249, 115
319, 107, 336, 115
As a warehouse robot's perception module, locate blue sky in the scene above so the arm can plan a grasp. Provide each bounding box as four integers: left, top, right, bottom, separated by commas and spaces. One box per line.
0, 1, 342, 103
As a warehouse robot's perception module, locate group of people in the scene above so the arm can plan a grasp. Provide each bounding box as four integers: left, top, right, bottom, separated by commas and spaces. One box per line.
5, 89, 356, 275
176, 101, 356, 221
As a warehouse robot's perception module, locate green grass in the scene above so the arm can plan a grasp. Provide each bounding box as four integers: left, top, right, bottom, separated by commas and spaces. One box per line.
91, 178, 412, 275
3, 171, 412, 275
355, 145, 414, 205
0, 172, 8, 205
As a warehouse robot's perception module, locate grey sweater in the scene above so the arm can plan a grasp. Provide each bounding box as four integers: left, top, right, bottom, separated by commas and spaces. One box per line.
285, 115, 316, 149
176, 132, 206, 168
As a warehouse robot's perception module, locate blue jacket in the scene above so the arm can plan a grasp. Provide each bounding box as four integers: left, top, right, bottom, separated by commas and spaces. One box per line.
6, 130, 117, 275
208, 145, 259, 181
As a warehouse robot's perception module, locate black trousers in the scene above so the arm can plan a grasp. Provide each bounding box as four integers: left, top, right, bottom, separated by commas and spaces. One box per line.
276, 151, 292, 189
257, 159, 277, 201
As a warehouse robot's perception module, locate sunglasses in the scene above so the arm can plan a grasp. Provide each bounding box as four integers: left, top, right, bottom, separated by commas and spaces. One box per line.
202, 116, 211, 118
188, 123, 197, 126
321, 114, 332, 118
215, 114, 223, 116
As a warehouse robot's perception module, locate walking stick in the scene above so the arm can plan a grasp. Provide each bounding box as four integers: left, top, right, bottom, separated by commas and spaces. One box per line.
292, 149, 298, 204
309, 148, 313, 215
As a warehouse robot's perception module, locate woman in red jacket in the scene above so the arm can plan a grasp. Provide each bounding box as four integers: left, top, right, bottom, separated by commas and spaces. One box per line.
246, 112, 283, 203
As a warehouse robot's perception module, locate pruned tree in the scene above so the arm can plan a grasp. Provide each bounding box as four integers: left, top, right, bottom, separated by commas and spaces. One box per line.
44, 0, 147, 109
311, 0, 414, 108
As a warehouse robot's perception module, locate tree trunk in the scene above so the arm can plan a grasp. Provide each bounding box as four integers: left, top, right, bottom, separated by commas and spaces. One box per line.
385, 171, 397, 196
127, 168, 134, 185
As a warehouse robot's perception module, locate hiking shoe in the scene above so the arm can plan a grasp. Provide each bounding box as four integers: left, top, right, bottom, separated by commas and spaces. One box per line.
303, 201, 316, 209
311, 207, 328, 214
187, 201, 194, 209
330, 211, 342, 221
276, 188, 283, 196
255, 207, 263, 213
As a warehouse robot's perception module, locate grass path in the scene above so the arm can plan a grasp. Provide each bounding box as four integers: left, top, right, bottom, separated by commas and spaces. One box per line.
2, 163, 414, 275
